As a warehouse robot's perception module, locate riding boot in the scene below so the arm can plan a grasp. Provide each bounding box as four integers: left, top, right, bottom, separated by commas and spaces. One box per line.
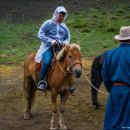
37, 63, 50, 91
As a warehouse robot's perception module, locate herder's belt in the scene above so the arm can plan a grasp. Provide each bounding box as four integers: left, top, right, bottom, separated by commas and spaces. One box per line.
113, 82, 130, 86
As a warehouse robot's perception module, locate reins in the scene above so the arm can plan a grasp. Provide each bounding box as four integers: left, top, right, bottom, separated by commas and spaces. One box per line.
81, 69, 109, 95
53, 47, 67, 76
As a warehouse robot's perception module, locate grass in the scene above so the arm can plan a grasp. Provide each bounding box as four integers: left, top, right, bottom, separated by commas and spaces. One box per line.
0, 22, 40, 64
0, 3, 130, 64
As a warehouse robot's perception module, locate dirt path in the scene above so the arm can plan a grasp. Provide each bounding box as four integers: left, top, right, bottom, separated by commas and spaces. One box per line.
0, 62, 108, 130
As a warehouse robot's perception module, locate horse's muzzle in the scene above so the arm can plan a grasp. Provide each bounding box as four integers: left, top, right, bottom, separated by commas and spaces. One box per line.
74, 69, 82, 78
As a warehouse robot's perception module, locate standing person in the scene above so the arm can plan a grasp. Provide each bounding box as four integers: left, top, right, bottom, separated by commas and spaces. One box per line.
101, 26, 130, 130
35, 6, 76, 94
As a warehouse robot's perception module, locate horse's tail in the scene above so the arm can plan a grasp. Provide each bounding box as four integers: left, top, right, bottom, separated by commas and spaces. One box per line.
91, 56, 102, 106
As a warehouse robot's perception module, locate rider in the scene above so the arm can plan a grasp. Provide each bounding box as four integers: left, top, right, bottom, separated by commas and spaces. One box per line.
35, 6, 76, 94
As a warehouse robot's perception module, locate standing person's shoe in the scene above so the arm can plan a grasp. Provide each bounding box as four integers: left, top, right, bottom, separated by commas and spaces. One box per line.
37, 80, 47, 91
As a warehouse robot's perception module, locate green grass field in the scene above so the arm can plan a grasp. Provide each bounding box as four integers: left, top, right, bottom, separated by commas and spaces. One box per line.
0, 3, 130, 64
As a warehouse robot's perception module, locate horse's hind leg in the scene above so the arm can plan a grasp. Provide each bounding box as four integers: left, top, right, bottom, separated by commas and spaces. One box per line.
23, 76, 36, 119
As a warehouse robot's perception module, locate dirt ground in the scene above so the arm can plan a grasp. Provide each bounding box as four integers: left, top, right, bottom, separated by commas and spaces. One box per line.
0, 0, 128, 22
0, 61, 108, 130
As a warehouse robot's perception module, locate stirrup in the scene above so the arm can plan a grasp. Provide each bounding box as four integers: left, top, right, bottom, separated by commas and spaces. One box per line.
37, 80, 47, 91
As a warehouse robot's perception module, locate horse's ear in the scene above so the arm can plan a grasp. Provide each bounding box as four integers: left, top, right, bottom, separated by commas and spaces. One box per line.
76, 41, 80, 47
56, 45, 69, 61
65, 44, 70, 51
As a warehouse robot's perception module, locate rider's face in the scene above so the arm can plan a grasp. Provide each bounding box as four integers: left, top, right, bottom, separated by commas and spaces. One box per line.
57, 13, 65, 23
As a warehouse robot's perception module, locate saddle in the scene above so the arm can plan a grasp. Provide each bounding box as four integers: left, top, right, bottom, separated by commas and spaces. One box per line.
35, 56, 57, 86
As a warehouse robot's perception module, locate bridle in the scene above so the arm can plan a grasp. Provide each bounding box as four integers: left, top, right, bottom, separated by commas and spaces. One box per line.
68, 59, 82, 69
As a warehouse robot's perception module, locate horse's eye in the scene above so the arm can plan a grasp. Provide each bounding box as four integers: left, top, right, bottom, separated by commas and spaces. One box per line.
69, 55, 72, 58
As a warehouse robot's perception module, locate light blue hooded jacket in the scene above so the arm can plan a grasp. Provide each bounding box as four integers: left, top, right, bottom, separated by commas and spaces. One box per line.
35, 6, 70, 63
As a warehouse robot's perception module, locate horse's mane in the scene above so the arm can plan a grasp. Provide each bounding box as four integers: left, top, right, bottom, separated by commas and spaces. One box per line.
69, 43, 80, 51
56, 43, 80, 61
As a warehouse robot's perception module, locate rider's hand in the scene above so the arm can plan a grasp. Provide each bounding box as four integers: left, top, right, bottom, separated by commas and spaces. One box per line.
62, 43, 65, 48
52, 41, 58, 47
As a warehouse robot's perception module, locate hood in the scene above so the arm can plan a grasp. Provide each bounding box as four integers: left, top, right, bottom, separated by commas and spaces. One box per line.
52, 6, 68, 23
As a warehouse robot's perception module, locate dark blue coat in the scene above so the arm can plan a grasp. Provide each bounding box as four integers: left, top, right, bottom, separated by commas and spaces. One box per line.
101, 43, 130, 130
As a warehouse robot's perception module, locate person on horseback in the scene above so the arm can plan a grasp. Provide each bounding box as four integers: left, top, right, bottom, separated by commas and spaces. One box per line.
35, 6, 76, 94
101, 26, 130, 130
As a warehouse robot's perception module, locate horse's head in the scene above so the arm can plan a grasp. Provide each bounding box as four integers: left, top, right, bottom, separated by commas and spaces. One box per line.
56, 43, 82, 78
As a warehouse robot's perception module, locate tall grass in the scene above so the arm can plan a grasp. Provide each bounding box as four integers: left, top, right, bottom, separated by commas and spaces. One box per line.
0, 4, 129, 64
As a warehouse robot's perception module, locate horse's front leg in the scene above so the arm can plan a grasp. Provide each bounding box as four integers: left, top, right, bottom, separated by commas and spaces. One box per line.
59, 90, 69, 129
50, 89, 57, 130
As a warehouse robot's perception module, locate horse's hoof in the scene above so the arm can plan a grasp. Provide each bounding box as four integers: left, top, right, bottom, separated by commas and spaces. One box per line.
59, 124, 68, 130
95, 104, 102, 109
24, 112, 31, 120
50, 127, 57, 130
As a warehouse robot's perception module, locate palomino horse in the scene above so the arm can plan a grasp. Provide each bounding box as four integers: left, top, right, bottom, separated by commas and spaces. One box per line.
91, 51, 110, 109
23, 43, 82, 130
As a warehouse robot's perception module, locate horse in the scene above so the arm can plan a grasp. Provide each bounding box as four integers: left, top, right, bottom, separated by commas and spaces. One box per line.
91, 51, 109, 109
23, 43, 82, 130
